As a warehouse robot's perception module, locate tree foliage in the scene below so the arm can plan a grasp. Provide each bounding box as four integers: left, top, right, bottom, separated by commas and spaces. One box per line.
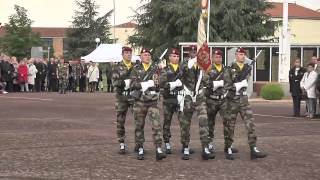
129, 0, 277, 57
65, 0, 113, 59
0, 5, 42, 59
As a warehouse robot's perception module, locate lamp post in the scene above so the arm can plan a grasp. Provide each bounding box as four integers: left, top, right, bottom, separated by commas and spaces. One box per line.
48, 46, 51, 60
95, 38, 101, 48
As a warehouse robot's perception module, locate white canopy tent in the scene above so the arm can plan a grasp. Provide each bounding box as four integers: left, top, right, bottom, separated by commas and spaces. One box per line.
81, 43, 140, 63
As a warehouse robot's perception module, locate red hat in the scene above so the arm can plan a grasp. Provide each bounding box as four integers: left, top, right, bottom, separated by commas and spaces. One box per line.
170, 48, 180, 55
189, 45, 197, 52
140, 48, 151, 54
236, 47, 246, 54
213, 49, 223, 56
122, 46, 132, 53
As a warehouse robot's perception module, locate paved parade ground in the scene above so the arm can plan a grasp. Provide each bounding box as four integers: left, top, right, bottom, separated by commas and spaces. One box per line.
0, 93, 319, 180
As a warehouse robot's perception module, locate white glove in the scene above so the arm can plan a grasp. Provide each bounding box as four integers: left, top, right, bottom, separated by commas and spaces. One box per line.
169, 79, 183, 91
212, 80, 224, 91
140, 80, 155, 92
188, 57, 197, 69
235, 79, 248, 92
124, 79, 131, 90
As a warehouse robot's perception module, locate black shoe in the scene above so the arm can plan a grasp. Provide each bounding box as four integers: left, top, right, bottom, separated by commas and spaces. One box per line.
224, 148, 235, 160
156, 148, 166, 161
118, 143, 126, 155
250, 147, 268, 160
164, 143, 172, 154
202, 149, 213, 160
181, 147, 195, 154
182, 148, 190, 160
137, 147, 144, 160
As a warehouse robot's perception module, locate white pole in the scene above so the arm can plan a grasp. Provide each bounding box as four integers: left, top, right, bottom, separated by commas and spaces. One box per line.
113, 0, 116, 43
207, 0, 210, 43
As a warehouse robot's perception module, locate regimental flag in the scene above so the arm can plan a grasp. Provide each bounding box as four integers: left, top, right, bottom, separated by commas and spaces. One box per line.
196, 0, 211, 72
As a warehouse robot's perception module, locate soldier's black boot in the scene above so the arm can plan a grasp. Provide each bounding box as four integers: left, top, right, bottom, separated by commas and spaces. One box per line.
181, 147, 195, 154
164, 143, 172, 154
137, 147, 144, 160
156, 147, 166, 161
250, 146, 267, 160
182, 146, 190, 160
202, 147, 215, 160
118, 143, 126, 155
224, 147, 235, 160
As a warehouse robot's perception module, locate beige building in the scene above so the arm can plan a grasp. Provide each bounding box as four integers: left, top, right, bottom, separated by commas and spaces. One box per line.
110, 22, 139, 54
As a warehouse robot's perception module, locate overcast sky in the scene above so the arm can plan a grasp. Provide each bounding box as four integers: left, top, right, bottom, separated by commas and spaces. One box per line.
1, 0, 320, 27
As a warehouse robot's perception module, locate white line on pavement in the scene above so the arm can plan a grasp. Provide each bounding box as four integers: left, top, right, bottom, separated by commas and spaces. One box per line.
0, 96, 53, 101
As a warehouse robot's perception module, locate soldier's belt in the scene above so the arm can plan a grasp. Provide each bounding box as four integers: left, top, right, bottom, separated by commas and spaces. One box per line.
122, 90, 130, 96
147, 91, 159, 95
169, 91, 184, 96
235, 91, 247, 96
210, 93, 227, 100
184, 88, 203, 97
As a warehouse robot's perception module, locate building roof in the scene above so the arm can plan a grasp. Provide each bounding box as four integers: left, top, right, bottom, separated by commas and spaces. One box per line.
113, 22, 137, 28
0, 27, 68, 38
266, 2, 320, 19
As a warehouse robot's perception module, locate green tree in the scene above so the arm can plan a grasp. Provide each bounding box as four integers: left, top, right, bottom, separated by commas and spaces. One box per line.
65, 0, 113, 59
129, 0, 277, 57
0, 5, 42, 59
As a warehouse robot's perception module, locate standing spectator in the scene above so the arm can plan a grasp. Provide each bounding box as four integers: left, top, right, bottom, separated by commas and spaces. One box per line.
98, 67, 103, 91
87, 62, 99, 92
289, 59, 306, 117
48, 58, 58, 92
18, 59, 29, 92
1, 56, 14, 92
11, 58, 19, 92
301, 63, 318, 119
106, 62, 113, 92
27, 59, 38, 92
312, 56, 319, 72
79, 60, 87, 92
34, 58, 45, 92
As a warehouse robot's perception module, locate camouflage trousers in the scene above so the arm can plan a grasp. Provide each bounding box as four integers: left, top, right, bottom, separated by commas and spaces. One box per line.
162, 99, 181, 143
58, 77, 68, 92
133, 100, 162, 148
226, 95, 257, 148
180, 96, 210, 148
206, 98, 230, 148
115, 95, 132, 143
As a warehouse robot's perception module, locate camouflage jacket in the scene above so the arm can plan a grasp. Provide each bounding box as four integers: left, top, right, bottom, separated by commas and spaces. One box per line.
160, 64, 182, 100
206, 64, 233, 98
226, 62, 251, 98
112, 60, 134, 96
130, 62, 160, 102
181, 61, 209, 101
57, 63, 69, 79
71, 64, 81, 78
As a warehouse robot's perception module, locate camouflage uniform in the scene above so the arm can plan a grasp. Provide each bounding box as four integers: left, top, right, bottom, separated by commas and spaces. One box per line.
71, 64, 81, 92
225, 62, 257, 148
159, 64, 182, 144
112, 60, 134, 143
130, 63, 163, 148
57, 63, 69, 94
180, 62, 210, 149
206, 64, 233, 148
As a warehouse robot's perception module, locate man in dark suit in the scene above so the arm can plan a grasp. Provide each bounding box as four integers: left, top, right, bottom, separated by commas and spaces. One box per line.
289, 58, 306, 117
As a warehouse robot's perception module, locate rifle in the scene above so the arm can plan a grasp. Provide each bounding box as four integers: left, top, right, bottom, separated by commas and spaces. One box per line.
131, 48, 168, 99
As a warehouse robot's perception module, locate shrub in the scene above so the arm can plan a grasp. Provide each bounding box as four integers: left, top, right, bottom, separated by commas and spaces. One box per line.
260, 83, 284, 100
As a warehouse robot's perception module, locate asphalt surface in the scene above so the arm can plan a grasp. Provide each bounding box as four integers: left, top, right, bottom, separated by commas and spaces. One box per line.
0, 93, 319, 180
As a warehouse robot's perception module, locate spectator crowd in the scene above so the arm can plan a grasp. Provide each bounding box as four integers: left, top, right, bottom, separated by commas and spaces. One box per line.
0, 54, 114, 94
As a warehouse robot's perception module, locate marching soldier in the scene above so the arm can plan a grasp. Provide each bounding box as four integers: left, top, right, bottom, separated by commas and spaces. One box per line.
179, 47, 214, 160
206, 49, 238, 159
111, 47, 134, 154
130, 48, 166, 161
160, 48, 183, 154
57, 59, 69, 94
225, 47, 267, 160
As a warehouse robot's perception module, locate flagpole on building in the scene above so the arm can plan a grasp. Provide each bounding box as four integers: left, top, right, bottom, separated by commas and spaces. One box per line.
206, 0, 210, 43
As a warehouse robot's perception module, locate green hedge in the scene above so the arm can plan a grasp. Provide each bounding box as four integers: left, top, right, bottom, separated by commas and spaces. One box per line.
260, 83, 284, 100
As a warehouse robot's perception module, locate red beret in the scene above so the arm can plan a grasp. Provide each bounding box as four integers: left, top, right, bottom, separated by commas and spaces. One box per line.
140, 48, 151, 54
213, 49, 223, 56
189, 45, 197, 52
236, 47, 246, 54
122, 46, 132, 53
170, 48, 180, 55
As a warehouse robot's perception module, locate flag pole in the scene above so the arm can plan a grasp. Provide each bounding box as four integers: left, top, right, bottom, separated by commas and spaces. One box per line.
206, 0, 210, 43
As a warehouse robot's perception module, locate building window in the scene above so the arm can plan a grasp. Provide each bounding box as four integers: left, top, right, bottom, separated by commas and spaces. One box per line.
303, 48, 317, 66
290, 48, 301, 66
256, 48, 270, 81
41, 38, 53, 49
271, 48, 279, 82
